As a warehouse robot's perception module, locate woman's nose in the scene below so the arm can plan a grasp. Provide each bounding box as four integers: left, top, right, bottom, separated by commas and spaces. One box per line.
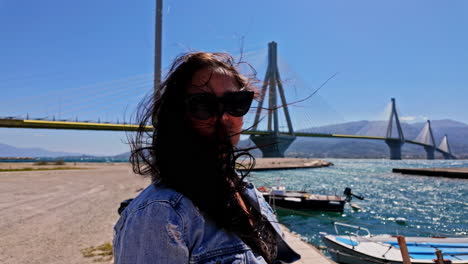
220, 112, 231, 123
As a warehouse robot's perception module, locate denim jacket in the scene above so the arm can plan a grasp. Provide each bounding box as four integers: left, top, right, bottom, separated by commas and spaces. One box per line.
113, 181, 300, 264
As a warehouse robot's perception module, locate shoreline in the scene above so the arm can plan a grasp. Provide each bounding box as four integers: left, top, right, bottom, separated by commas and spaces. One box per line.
0, 158, 333, 172
0, 161, 336, 263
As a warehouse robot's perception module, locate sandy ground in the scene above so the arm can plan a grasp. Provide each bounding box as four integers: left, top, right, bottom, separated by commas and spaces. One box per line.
0, 160, 334, 264
0, 163, 148, 264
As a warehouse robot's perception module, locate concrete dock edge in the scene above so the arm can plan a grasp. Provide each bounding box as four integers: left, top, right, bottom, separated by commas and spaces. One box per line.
280, 225, 336, 264
393, 167, 468, 179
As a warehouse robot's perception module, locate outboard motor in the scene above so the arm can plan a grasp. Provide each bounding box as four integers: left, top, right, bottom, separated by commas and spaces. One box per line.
343, 187, 364, 202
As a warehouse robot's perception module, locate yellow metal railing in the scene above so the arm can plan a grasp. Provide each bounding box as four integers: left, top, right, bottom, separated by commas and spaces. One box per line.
0, 118, 151, 132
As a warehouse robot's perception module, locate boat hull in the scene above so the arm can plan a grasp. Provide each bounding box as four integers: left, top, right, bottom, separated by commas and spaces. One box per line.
322, 234, 468, 264
323, 236, 402, 264
262, 194, 346, 212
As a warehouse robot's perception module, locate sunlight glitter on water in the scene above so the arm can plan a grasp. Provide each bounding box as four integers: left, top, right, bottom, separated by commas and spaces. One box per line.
249, 159, 468, 246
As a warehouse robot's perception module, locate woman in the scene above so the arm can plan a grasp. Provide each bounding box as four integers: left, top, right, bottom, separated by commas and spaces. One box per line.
113, 52, 300, 264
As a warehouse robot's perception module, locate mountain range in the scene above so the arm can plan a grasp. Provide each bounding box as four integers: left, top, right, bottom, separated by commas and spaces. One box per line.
0, 143, 84, 158
1, 119, 467, 159
239, 119, 468, 159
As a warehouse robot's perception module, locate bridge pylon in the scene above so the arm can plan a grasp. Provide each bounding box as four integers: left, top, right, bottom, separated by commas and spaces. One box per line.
438, 134, 455, 160
250, 42, 296, 157
385, 98, 405, 160
417, 120, 436, 160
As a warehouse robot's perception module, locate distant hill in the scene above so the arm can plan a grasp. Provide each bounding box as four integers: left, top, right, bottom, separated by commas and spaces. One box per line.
112, 151, 132, 160
0, 143, 85, 158
239, 119, 468, 159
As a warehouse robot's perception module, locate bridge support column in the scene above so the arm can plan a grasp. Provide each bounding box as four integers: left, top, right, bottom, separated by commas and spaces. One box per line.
424, 146, 435, 160
438, 134, 455, 160
385, 98, 405, 160
417, 120, 437, 160
249, 42, 296, 158
250, 134, 296, 158
385, 140, 404, 160
442, 153, 452, 160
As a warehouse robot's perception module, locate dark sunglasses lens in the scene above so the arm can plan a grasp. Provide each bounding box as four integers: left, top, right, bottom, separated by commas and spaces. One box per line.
223, 91, 254, 117
186, 94, 217, 120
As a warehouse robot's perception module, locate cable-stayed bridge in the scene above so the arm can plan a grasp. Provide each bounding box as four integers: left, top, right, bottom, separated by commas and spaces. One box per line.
0, 110, 456, 160
0, 42, 456, 160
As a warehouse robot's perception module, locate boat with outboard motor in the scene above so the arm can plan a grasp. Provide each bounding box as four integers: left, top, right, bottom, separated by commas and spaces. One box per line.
321, 222, 468, 264
257, 186, 364, 212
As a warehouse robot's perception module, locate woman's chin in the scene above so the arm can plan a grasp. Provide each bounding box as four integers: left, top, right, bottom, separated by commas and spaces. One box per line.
230, 135, 240, 146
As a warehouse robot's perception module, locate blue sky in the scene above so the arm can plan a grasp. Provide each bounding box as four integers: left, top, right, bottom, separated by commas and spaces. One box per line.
1, 0, 467, 155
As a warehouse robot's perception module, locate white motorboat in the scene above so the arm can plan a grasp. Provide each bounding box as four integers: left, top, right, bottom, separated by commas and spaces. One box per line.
321, 222, 468, 264
258, 186, 363, 212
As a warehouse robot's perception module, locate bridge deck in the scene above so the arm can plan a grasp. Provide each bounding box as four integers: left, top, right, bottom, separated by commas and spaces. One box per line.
0, 118, 454, 158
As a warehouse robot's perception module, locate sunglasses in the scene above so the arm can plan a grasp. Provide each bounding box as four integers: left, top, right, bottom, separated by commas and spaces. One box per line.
185, 91, 254, 120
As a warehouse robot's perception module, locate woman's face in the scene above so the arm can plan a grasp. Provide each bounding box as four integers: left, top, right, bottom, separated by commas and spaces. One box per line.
185, 67, 244, 146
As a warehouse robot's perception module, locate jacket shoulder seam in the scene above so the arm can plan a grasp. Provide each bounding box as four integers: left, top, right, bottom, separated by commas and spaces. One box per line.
126, 193, 184, 217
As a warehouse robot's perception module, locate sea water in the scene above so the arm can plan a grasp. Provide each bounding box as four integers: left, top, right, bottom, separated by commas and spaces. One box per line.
248, 159, 468, 246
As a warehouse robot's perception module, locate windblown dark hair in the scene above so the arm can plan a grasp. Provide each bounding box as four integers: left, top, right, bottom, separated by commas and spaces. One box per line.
129, 52, 277, 263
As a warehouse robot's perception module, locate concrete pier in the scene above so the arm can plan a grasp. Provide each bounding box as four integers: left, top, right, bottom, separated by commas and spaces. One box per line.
239, 158, 333, 171
385, 139, 404, 160
392, 167, 468, 179
424, 146, 435, 160
280, 225, 336, 264
250, 134, 296, 158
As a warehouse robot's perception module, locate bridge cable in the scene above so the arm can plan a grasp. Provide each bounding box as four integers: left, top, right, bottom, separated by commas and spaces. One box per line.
39, 79, 153, 117
2, 73, 153, 109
